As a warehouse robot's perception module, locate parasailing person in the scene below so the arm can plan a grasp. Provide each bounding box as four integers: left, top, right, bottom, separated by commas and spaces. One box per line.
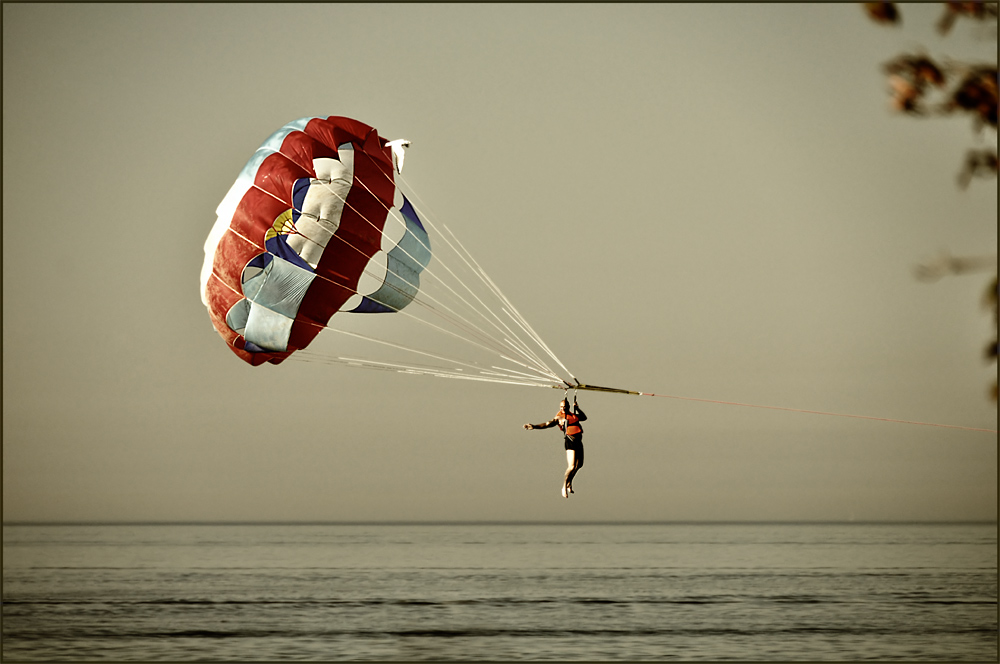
524, 396, 588, 498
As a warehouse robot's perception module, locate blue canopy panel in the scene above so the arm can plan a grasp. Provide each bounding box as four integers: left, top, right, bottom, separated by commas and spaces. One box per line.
348, 194, 431, 314
225, 252, 316, 352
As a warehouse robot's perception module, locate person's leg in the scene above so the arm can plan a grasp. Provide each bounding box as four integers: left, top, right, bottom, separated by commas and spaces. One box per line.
563, 449, 576, 498
567, 444, 583, 493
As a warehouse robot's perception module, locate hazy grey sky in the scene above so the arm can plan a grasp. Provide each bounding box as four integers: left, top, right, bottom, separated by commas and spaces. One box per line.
4, 3, 996, 523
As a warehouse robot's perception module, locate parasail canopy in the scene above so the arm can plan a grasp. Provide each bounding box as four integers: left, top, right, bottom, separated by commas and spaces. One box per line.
200, 116, 430, 366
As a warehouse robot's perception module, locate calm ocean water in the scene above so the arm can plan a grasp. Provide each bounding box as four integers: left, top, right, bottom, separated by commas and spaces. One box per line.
2, 523, 996, 661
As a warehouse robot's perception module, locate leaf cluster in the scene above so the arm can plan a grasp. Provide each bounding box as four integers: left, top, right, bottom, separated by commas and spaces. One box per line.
865, 2, 998, 400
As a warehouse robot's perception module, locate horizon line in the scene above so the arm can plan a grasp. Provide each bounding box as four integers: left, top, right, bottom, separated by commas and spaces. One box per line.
3, 519, 997, 527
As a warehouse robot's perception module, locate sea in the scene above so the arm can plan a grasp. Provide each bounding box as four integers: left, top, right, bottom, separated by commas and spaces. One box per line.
2, 522, 996, 661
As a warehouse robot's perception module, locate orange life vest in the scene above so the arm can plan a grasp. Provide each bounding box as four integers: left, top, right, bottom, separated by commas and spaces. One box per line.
559, 411, 583, 436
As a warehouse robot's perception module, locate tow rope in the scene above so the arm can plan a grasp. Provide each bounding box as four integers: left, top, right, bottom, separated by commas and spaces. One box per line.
554, 381, 996, 433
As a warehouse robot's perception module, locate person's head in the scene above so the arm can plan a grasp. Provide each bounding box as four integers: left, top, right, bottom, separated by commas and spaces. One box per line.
559, 398, 570, 413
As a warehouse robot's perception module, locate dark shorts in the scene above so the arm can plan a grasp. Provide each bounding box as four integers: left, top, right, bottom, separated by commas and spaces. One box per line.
564, 434, 583, 452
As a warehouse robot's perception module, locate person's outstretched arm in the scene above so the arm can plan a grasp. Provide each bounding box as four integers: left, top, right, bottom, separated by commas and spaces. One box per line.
524, 417, 559, 430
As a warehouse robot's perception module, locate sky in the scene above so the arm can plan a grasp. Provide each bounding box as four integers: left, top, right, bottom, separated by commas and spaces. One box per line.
3, 3, 996, 523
